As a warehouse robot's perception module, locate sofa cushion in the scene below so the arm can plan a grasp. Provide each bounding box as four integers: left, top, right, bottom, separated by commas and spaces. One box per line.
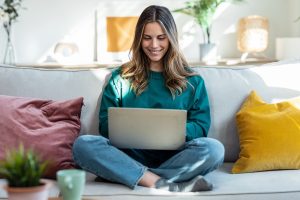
0, 95, 83, 178
79, 163, 300, 199
232, 91, 300, 173
3, 163, 300, 200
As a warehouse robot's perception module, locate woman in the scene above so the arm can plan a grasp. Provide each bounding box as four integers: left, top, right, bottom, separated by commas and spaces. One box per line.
72, 5, 224, 192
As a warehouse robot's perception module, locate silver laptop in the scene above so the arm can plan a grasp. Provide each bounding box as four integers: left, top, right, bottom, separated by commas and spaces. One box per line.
108, 107, 187, 150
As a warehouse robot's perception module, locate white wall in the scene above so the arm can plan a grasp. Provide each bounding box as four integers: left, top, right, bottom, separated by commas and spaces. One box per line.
0, 0, 298, 64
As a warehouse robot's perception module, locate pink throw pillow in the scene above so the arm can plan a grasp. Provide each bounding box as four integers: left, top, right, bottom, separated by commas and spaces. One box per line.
0, 95, 83, 178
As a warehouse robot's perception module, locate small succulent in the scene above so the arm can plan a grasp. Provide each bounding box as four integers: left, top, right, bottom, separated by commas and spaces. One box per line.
0, 145, 47, 187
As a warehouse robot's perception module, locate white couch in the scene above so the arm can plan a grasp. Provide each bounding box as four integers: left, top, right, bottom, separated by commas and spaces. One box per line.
1, 60, 300, 200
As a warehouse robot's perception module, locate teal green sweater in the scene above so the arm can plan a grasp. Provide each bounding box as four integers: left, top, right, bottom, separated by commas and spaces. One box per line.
99, 68, 211, 141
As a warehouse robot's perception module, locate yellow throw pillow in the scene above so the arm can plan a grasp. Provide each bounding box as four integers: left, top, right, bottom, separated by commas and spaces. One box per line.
232, 91, 300, 173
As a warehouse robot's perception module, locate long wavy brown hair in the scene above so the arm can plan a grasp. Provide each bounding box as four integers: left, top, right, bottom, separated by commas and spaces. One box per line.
121, 5, 196, 98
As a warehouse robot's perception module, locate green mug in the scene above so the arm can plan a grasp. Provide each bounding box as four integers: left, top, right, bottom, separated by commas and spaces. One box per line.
57, 169, 86, 200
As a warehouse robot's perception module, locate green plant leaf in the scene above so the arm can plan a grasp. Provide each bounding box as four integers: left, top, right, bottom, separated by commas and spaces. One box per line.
0, 145, 48, 187
173, 0, 245, 43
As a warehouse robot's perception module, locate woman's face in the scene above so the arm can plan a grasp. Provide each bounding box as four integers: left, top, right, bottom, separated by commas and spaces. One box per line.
141, 22, 170, 65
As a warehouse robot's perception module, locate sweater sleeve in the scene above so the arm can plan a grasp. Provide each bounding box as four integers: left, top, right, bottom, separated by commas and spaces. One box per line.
186, 77, 211, 141
99, 71, 122, 138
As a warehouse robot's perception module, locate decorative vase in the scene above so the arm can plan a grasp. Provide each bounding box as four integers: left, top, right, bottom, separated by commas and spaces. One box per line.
3, 24, 16, 65
200, 43, 217, 62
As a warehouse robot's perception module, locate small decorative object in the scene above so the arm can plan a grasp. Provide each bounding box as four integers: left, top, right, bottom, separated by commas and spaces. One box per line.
0, 145, 51, 200
174, 0, 244, 62
237, 15, 269, 62
54, 41, 80, 64
0, 0, 24, 65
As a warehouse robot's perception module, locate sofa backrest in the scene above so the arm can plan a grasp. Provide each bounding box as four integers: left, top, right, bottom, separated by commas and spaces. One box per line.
194, 60, 300, 161
1, 60, 300, 162
0, 65, 111, 137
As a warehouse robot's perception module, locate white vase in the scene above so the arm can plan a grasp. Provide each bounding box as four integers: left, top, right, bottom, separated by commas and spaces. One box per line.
3, 25, 16, 65
200, 43, 217, 62
276, 37, 300, 60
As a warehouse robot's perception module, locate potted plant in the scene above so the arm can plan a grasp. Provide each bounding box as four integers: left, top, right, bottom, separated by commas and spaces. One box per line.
174, 0, 244, 61
0, 145, 51, 200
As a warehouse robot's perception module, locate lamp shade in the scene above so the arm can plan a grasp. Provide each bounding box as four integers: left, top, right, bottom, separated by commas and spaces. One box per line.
237, 15, 269, 53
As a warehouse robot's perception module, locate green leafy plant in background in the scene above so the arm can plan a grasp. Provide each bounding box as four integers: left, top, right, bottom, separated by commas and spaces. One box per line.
0, 145, 47, 187
0, 0, 24, 35
0, 0, 23, 23
174, 0, 245, 44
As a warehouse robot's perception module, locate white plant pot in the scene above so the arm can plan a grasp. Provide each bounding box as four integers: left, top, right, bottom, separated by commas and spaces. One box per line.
276, 37, 300, 60
200, 43, 217, 62
4, 180, 51, 200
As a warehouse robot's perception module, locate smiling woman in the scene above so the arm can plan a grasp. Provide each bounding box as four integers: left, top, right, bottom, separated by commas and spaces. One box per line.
72, 5, 224, 193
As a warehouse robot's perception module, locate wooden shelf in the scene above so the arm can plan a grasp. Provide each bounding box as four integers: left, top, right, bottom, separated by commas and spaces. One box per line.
16, 62, 121, 69
190, 58, 278, 67
14, 58, 278, 70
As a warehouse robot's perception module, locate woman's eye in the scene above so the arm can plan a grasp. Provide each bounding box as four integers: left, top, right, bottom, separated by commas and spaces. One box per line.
158, 36, 166, 40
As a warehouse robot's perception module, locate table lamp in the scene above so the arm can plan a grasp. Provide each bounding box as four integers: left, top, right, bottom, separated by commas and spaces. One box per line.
237, 15, 269, 62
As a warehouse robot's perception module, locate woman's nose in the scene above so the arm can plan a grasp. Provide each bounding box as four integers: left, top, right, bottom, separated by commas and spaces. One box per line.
151, 39, 159, 48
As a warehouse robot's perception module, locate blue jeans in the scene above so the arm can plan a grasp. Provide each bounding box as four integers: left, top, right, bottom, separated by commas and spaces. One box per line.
72, 135, 224, 189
